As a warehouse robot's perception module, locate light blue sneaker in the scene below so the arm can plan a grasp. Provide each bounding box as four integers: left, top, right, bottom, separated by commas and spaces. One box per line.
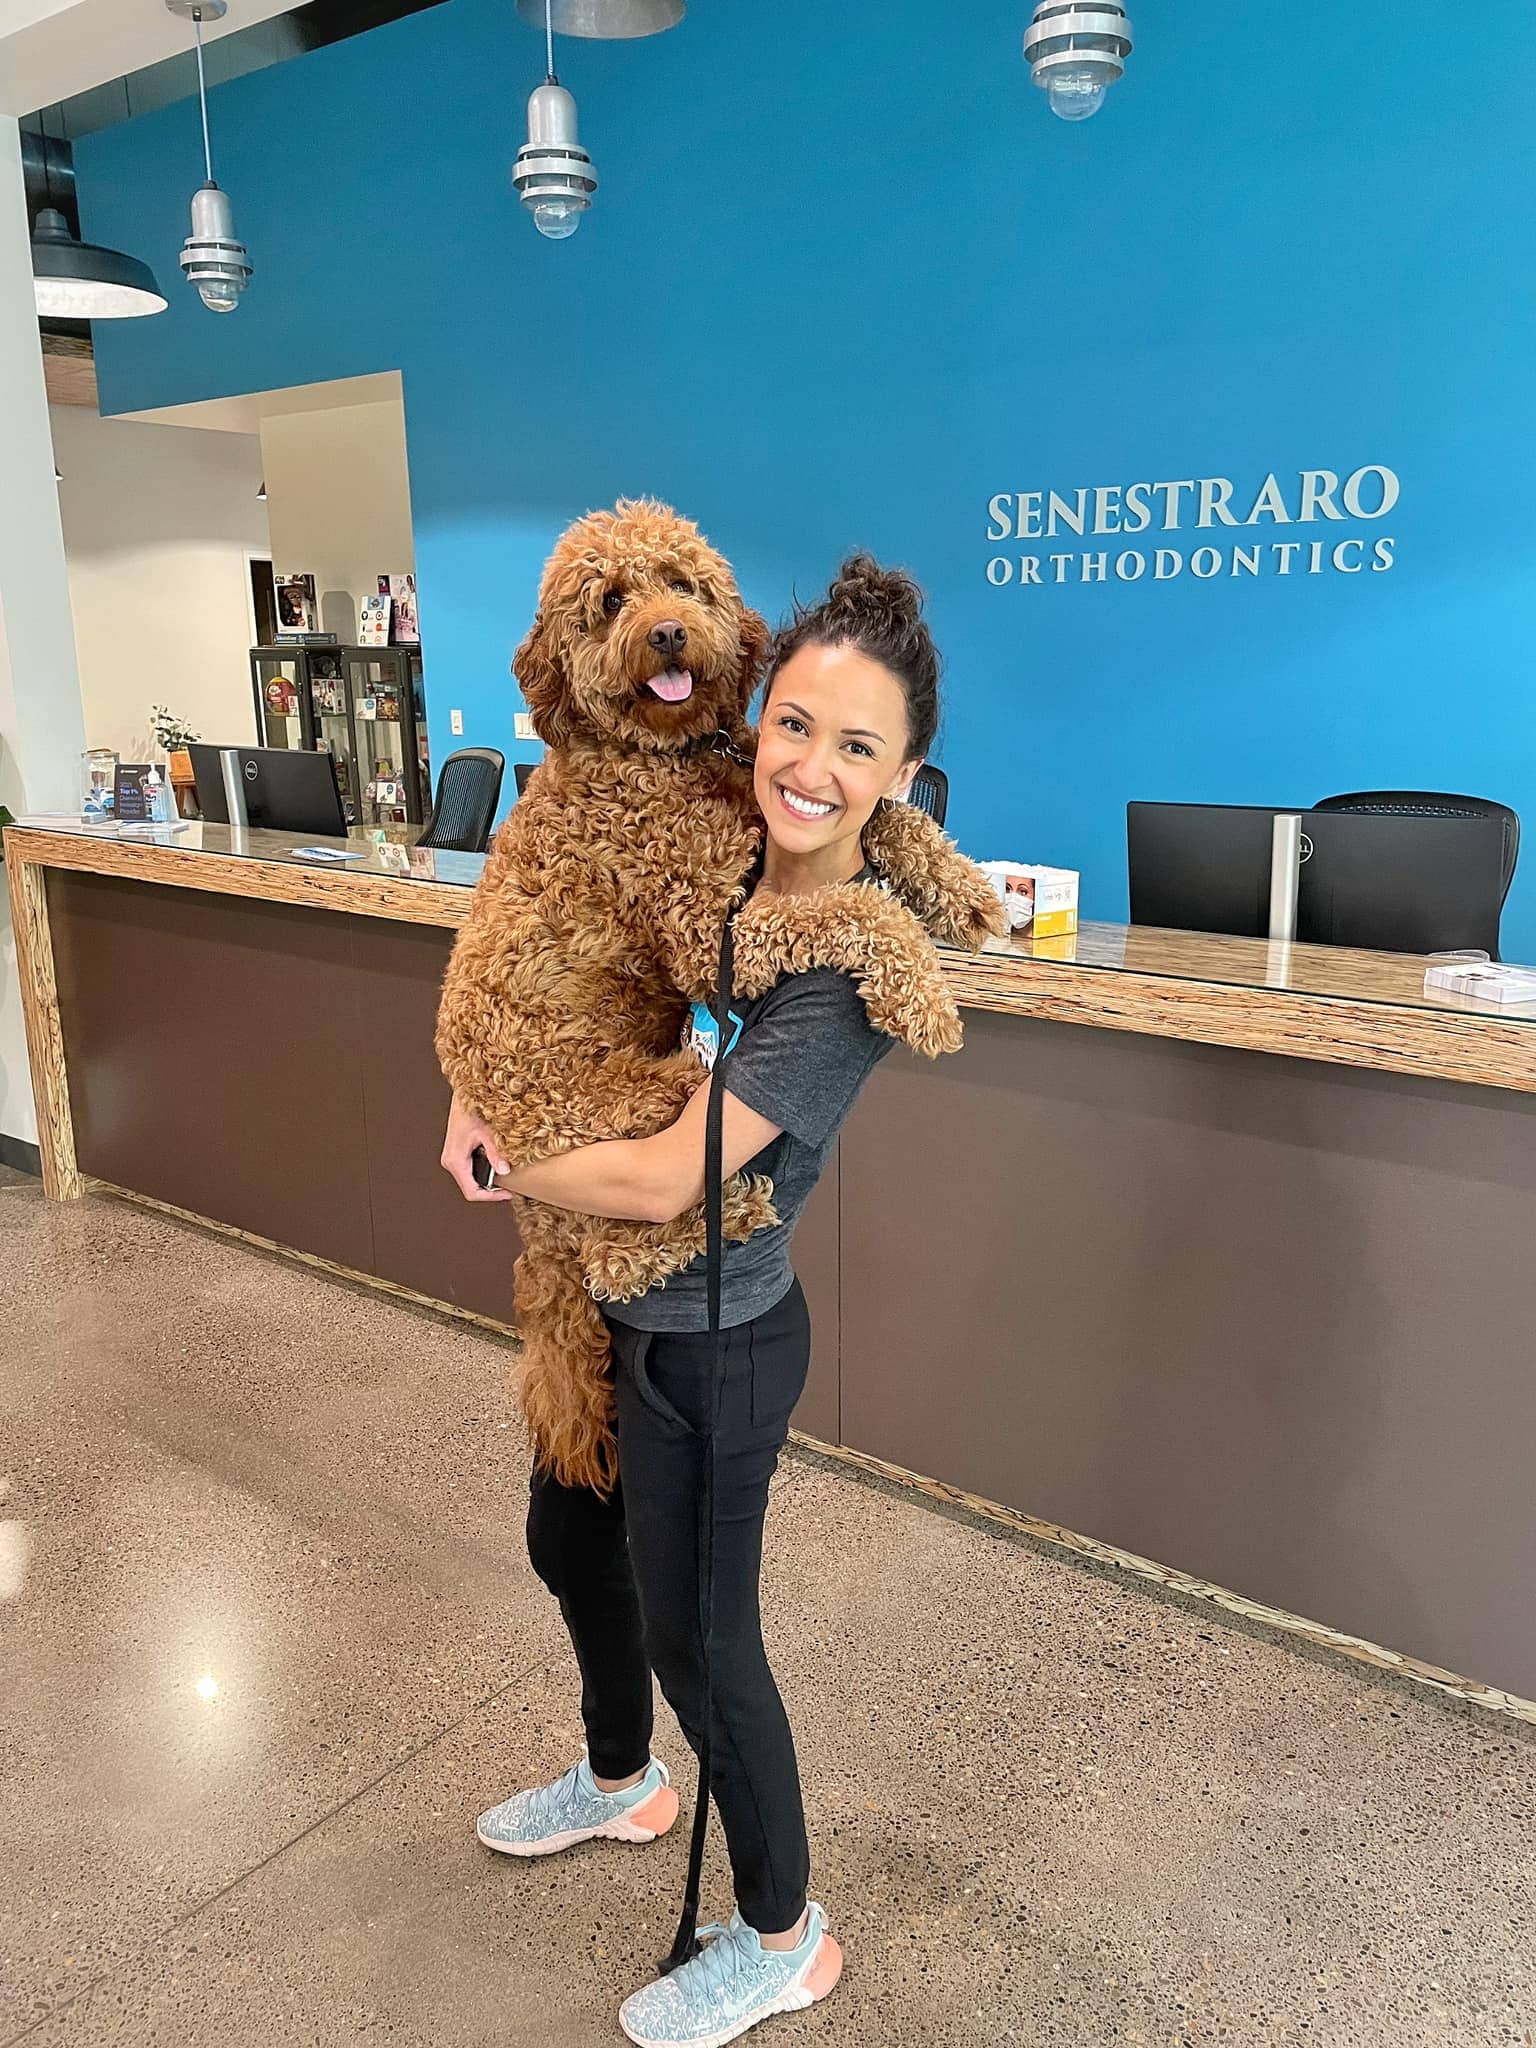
618, 1903, 843, 2048
476, 1756, 678, 1858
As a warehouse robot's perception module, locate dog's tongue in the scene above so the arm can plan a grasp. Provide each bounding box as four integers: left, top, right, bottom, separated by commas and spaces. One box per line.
645, 668, 694, 703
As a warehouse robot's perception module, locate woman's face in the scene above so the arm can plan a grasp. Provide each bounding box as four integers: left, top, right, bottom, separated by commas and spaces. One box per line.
753, 641, 921, 860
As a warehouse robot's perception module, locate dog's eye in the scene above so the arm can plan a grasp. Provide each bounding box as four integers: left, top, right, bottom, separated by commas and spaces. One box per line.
668, 578, 693, 596
602, 589, 624, 617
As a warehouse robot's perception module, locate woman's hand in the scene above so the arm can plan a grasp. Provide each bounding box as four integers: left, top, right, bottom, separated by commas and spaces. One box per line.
440, 1090, 513, 1203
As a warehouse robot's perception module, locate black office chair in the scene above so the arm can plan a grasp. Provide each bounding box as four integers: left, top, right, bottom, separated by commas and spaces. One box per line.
1313, 790, 1521, 908
906, 763, 948, 827
514, 761, 536, 800
417, 748, 504, 853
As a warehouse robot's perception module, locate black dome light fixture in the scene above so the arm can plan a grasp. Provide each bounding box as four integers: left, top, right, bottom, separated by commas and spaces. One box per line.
29, 112, 165, 320
31, 205, 167, 318
167, 0, 253, 312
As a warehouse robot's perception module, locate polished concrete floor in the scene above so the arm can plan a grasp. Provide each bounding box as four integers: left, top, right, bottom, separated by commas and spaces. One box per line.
3, 1170, 1534, 2047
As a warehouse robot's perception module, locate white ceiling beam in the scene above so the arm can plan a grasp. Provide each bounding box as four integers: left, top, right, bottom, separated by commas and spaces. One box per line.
0, 0, 306, 117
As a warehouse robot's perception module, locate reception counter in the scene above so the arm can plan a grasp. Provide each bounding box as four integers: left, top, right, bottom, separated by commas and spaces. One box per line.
8, 818, 1536, 1712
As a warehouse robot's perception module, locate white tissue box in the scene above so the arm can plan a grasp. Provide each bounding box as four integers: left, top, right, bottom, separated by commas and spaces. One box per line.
979, 861, 1079, 938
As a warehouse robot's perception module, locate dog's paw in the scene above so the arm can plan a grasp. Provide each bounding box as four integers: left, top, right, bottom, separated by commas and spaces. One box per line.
721, 1172, 780, 1241
582, 1223, 676, 1303
580, 1215, 703, 1303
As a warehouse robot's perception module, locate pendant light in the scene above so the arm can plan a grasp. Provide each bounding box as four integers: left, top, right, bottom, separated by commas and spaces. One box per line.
167, 0, 253, 311
513, 0, 683, 33
30, 112, 166, 319
32, 207, 167, 318
1024, 2, 1133, 122
513, 0, 598, 241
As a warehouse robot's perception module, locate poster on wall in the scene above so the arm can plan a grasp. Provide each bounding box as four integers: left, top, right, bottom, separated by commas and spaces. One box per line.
274, 572, 319, 637
358, 592, 392, 646
379, 573, 419, 645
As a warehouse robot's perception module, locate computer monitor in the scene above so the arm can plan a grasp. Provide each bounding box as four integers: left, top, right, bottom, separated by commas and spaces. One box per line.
1127, 800, 1509, 956
1127, 802, 1286, 938
189, 744, 346, 837
1296, 810, 1506, 957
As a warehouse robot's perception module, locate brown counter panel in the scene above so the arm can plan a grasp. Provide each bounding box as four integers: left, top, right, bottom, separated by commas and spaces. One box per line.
342, 915, 520, 1323
46, 872, 518, 1322
791, 1160, 839, 1444
837, 1013, 1536, 1699
49, 870, 375, 1272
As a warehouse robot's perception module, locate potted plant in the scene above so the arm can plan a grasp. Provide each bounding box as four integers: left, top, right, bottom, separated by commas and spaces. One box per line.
150, 705, 200, 818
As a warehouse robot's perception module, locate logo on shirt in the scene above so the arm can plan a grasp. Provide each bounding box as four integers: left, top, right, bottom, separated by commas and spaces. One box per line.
685, 1000, 743, 1071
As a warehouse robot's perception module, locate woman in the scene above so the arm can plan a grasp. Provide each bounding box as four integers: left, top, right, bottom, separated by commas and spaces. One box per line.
442, 556, 943, 2047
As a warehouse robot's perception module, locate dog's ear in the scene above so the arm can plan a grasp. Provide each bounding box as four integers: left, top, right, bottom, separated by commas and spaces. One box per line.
514, 610, 575, 748
733, 605, 771, 718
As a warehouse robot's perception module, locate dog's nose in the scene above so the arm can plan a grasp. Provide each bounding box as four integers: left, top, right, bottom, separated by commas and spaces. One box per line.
647, 620, 688, 659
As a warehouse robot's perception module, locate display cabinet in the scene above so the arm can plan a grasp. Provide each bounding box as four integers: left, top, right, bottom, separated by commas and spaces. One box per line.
247, 644, 431, 826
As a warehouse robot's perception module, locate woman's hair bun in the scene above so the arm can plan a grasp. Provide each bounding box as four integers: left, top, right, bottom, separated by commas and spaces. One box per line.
826, 552, 924, 631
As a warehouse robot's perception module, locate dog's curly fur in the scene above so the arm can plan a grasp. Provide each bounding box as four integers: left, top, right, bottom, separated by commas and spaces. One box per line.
435, 501, 1002, 1494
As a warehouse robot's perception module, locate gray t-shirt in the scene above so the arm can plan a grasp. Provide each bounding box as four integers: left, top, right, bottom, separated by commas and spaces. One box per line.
604, 960, 895, 1333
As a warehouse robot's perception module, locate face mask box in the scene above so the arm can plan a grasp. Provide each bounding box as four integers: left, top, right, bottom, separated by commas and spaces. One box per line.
979, 861, 1080, 939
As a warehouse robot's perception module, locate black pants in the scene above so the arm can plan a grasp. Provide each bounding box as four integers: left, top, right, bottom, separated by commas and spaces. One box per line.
525, 1278, 811, 1936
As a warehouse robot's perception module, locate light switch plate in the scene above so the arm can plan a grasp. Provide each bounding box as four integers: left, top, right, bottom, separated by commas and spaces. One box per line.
514, 712, 535, 741
449, 708, 464, 735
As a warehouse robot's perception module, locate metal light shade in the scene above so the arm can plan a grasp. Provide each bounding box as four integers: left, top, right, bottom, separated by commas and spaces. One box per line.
31, 207, 167, 319
179, 181, 252, 313
513, 81, 597, 238
1024, 1, 1133, 119
514, 0, 682, 36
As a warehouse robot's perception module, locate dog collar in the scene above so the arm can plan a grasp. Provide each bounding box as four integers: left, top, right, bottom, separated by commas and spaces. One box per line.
695, 728, 752, 767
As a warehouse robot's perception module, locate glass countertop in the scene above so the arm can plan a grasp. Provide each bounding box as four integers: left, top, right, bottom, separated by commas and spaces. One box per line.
973, 919, 1536, 1024
10, 815, 487, 890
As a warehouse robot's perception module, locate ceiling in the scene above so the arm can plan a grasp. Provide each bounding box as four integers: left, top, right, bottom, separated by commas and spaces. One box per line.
2, 1, 449, 128
0, 0, 305, 119
121, 369, 405, 434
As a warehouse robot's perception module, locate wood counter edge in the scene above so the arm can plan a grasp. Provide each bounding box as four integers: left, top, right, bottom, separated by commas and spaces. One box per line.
8, 824, 1536, 1097
5, 841, 79, 1197
946, 953, 1536, 1096
2, 825, 470, 929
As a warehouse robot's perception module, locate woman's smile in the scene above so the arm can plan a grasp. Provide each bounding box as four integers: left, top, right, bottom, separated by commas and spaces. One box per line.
774, 782, 840, 823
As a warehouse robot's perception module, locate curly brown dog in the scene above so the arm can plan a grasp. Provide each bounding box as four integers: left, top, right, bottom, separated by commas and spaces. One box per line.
435, 501, 1001, 1494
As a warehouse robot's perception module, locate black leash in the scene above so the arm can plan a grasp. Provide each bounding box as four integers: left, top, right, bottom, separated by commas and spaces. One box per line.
660, 878, 742, 1974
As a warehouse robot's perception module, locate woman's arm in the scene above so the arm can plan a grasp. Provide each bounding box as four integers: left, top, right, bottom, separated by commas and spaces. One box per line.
500, 1079, 781, 1223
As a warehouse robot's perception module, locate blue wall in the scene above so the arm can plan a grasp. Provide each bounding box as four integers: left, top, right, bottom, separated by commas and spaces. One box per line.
82, 0, 1536, 955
